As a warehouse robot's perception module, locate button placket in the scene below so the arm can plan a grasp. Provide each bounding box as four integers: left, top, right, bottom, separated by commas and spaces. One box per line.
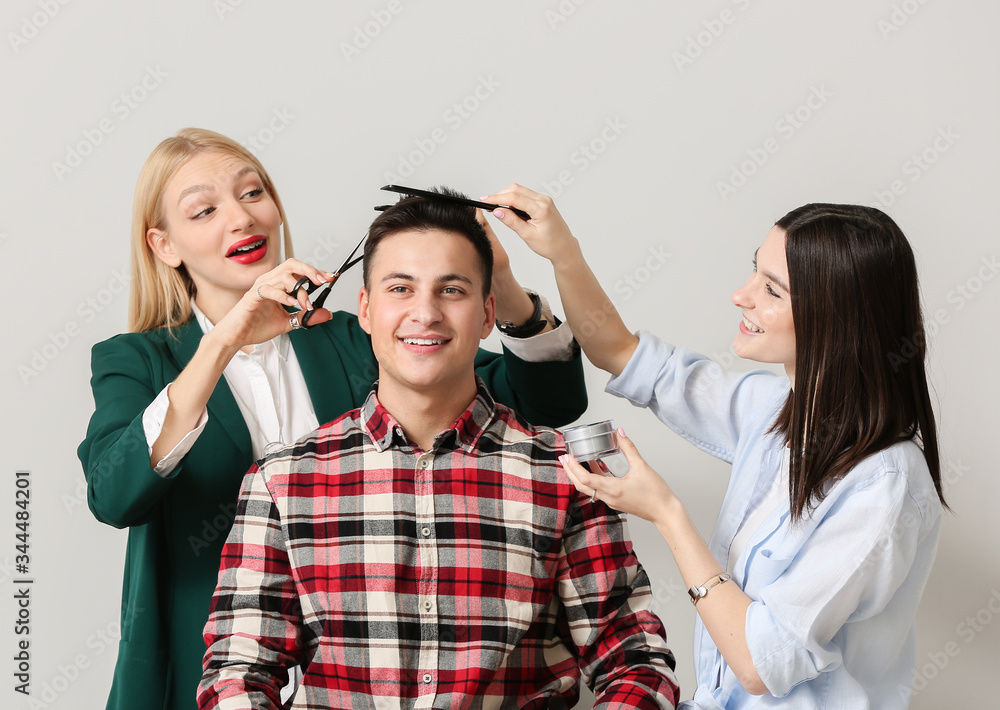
413, 451, 440, 701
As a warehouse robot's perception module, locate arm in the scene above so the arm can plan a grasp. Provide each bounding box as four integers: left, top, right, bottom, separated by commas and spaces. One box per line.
78, 335, 181, 528
78, 259, 335, 527
199, 466, 303, 709
153, 258, 334, 465
483, 184, 638, 376
471, 208, 588, 427
556, 483, 679, 708
562, 433, 939, 698
479, 207, 554, 337
570, 431, 767, 694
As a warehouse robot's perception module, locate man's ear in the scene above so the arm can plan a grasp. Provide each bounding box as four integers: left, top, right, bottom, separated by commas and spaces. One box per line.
357, 286, 372, 334
480, 292, 497, 339
146, 228, 182, 268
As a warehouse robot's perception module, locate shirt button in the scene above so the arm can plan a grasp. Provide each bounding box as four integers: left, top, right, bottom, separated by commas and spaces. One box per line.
421, 527, 431, 537
422, 600, 433, 611
418, 459, 429, 469
422, 673, 432, 684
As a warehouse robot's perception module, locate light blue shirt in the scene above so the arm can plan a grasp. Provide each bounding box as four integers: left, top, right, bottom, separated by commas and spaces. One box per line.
607, 332, 942, 709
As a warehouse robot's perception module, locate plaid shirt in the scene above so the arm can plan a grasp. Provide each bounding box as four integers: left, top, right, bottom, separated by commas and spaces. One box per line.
199, 380, 678, 709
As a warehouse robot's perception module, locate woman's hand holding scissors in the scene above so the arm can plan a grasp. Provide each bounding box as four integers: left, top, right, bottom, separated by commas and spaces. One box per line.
209, 258, 335, 354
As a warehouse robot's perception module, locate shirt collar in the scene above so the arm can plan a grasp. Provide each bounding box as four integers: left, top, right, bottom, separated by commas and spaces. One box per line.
190, 297, 290, 361
361, 376, 497, 454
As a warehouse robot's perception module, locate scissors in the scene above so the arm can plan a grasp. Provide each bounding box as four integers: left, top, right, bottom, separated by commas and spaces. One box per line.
289, 232, 367, 328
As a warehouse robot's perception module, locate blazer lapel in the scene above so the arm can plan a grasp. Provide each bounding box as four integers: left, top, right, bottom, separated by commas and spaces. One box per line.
165, 318, 253, 458
289, 326, 356, 425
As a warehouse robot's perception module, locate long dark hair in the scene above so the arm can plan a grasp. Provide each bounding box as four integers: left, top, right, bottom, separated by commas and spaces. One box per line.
769, 204, 945, 519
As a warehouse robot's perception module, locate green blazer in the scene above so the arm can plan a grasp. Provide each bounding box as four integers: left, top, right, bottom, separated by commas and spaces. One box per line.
78, 312, 586, 710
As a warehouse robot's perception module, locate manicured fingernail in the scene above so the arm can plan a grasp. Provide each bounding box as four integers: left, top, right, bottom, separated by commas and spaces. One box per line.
492, 209, 505, 219
286, 296, 298, 306
558, 454, 567, 464
326, 272, 335, 279
617, 427, 626, 438
479, 195, 490, 201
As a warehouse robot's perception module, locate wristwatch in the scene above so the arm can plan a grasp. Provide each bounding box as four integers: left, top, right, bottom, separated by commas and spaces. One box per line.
496, 291, 548, 338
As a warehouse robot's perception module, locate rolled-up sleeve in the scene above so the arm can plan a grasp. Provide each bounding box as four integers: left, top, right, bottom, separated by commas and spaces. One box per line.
744, 468, 940, 697
606, 331, 788, 463
142, 382, 209, 476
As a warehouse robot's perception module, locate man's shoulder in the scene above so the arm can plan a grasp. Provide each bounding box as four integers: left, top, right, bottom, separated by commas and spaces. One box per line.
260, 407, 368, 469
488, 401, 565, 454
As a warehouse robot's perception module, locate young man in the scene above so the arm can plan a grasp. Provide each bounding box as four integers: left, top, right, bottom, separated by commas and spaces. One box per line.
198, 190, 679, 709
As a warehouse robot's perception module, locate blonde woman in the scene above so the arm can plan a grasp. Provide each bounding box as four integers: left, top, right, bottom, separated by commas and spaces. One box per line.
78, 130, 587, 710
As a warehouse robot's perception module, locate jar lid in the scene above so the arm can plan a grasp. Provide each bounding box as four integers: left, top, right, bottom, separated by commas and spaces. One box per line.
561, 420, 615, 443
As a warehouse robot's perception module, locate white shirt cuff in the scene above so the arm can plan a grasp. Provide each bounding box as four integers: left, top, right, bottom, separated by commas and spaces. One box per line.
142, 383, 210, 477
497, 293, 577, 362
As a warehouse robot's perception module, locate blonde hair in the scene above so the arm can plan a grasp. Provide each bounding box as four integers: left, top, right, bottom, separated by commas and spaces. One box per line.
128, 128, 294, 332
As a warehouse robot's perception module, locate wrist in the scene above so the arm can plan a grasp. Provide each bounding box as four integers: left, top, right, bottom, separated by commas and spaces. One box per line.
198, 328, 241, 364
550, 238, 585, 276
653, 494, 689, 542
492, 274, 536, 326
496, 291, 549, 338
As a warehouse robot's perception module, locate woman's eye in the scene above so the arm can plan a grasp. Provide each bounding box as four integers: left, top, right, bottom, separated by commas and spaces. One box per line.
766, 284, 779, 297
193, 206, 215, 219
243, 188, 264, 199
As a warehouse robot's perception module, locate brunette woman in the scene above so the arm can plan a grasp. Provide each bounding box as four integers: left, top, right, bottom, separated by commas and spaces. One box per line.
487, 185, 944, 709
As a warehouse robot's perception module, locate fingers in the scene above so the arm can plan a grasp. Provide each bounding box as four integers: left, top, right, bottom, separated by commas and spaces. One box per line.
559, 453, 612, 497
614, 427, 646, 468
252, 259, 335, 310
483, 183, 550, 216
289, 307, 332, 331
253, 282, 300, 308
278, 258, 334, 286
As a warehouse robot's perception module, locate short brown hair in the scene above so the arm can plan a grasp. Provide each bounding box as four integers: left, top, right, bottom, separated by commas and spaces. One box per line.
363, 187, 493, 298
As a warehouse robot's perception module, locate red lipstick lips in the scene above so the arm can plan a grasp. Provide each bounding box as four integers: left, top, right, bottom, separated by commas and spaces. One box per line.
226, 236, 268, 264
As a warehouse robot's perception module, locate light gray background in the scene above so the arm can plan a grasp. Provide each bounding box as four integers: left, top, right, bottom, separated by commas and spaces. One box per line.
2, 1, 997, 708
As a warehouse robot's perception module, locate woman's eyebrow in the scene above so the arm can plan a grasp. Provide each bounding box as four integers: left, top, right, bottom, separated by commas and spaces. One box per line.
178, 166, 258, 202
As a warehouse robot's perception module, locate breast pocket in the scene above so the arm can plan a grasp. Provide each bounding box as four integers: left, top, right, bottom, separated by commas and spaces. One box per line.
746, 548, 796, 590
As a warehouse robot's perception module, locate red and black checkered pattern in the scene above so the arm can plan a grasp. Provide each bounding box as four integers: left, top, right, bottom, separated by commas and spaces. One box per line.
199, 381, 678, 709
